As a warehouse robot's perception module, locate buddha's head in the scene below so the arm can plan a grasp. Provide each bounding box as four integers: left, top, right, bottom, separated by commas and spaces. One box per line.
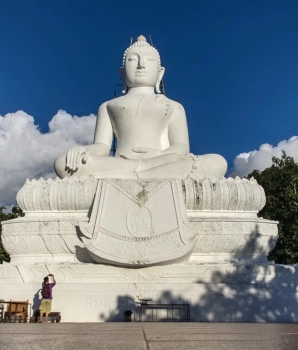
120, 35, 165, 93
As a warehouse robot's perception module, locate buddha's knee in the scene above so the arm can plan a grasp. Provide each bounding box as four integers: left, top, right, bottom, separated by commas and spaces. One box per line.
196, 154, 227, 177
54, 154, 67, 178
211, 154, 228, 177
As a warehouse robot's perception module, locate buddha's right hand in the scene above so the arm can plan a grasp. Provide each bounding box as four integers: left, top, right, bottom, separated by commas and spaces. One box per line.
66, 146, 91, 171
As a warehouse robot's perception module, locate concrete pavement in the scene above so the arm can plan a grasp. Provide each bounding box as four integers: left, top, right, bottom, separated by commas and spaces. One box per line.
1, 322, 298, 349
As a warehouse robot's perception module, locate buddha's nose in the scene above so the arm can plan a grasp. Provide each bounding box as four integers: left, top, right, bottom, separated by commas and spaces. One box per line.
137, 56, 145, 69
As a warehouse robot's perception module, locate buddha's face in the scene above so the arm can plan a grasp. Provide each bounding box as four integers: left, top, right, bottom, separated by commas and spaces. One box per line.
124, 46, 161, 88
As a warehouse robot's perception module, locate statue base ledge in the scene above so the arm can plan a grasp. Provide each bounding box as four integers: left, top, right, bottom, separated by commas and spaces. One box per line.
23, 210, 89, 218
15, 210, 275, 220
188, 210, 259, 219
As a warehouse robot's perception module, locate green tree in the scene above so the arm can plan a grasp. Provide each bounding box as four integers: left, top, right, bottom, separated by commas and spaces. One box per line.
247, 151, 298, 264
0, 205, 24, 264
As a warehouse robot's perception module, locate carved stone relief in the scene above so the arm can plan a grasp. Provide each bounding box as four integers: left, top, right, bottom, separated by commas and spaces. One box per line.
2, 218, 87, 261
182, 176, 266, 212
1, 262, 294, 285
81, 179, 198, 266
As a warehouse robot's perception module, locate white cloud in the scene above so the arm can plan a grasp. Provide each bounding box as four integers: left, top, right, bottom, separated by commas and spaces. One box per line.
231, 136, 298, 178
0, 110, 96, 207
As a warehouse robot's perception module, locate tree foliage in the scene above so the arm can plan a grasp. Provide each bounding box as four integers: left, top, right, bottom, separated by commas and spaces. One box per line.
0, 206, 24, 264
247, 151, 298, 264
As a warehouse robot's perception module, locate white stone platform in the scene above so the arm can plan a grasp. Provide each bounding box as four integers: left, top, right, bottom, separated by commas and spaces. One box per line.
1, 262, 297, 322
1, 176, 291, 322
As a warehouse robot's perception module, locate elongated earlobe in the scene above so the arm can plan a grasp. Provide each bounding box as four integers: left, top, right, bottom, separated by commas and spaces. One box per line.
155, 67, 165, 94
119, 67, 128, 94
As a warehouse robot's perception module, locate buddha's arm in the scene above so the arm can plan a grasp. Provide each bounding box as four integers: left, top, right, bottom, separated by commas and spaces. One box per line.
93, 102, 113, 153
66, 102, 113, 171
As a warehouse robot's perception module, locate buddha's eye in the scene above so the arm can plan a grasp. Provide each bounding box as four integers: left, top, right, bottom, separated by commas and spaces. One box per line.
127, 57, 137, 61
147, 58, 155, 61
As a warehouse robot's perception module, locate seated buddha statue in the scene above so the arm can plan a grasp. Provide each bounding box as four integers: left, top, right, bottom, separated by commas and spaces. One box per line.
54, 35, 227, 180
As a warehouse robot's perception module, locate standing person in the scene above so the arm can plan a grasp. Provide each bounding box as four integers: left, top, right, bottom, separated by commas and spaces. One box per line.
37, 274, 56, 323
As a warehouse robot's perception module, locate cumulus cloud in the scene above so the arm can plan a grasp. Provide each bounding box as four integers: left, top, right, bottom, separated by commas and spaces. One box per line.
0, 110, 96, 207
231, 136, 298, 178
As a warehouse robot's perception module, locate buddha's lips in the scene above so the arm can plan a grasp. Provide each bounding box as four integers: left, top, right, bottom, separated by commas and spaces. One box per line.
136, 70, 147, 74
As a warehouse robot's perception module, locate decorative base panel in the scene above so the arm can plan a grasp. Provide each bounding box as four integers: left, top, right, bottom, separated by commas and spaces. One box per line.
2, 216, 278, 265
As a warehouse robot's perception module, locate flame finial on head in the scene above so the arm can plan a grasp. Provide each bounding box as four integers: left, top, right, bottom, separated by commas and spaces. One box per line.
137, 35, 146, 42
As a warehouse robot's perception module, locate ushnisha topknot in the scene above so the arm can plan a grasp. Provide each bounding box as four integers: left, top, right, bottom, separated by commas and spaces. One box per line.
122, 35, 161, 67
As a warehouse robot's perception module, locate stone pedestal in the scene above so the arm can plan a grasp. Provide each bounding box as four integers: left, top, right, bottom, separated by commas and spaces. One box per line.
0, 262, 297, 322
1, 176, 292, 322
2, 176, 275, 265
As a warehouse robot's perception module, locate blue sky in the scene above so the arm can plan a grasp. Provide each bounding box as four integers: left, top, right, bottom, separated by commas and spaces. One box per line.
1, 0, 298, 206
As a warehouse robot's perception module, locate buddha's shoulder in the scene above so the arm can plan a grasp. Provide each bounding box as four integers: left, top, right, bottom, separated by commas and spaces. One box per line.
97, 98, 114, 111
101, 94, 185, 112
105, 95, 134, 109
99, 97, 121, 108
157, 95, 185, 113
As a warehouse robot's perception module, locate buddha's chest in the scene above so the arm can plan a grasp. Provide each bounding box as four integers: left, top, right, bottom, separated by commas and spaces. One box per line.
107, 95, 172, 128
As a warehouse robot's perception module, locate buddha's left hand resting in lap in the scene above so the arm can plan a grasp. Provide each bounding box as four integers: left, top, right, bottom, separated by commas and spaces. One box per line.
54, 35, 227, 180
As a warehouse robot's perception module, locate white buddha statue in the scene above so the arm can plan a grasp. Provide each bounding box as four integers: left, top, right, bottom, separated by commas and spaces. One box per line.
54, 35, 227, 179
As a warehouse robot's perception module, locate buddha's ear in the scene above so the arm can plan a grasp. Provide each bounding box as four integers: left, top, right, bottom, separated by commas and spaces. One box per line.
155, 67, 165, 94
119, 67, 128, 94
